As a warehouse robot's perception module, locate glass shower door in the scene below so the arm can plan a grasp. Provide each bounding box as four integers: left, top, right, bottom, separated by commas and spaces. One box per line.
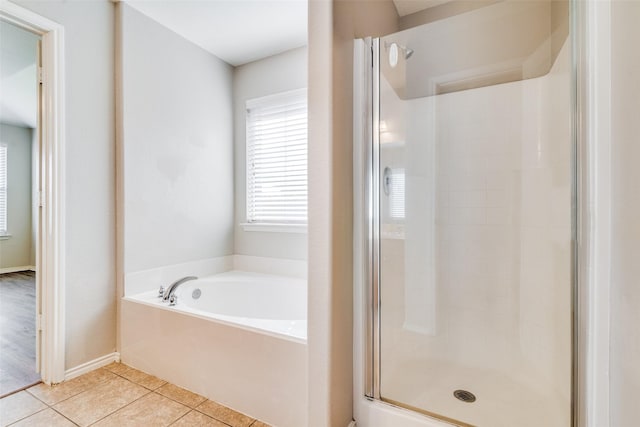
373, 2, 573, 426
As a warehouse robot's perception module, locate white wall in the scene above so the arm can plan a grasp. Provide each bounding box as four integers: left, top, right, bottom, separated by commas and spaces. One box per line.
11, 0, 116, 370
0, 123, 32, 269
233, 47, 308, 261
610, 0, 640, 425
0, 20, 38, 129
119, 4, 234, 277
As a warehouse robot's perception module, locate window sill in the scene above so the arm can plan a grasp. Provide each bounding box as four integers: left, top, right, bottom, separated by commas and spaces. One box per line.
241, 223, 307, 234
0, 233, 12, 241
381, 223, 404, 240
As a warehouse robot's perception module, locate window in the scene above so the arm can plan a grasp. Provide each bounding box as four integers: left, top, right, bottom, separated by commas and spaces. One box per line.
0, 145, 7, 235
246, 88, 307, 225
389, 168, 405, 219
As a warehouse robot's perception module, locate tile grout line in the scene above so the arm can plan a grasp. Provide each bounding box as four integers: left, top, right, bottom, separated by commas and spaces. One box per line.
80, 367, 205, 426
105, 364, 249, 424
103, 367, 163, 389
25, 368, 119, 407
0, 380, 42, 400
44, 367, 156, 427
43, 365, 168, 426
105, 364, 239, 425
6, 365, 267, 427
191, 402, 237, 427
26, 387, 86, 408
85, 389, 203, 427
151, 389, 205, 411
107, 363, 255, 425
5, 406, 48, 427
49, 406, 81, 426
24, 388, 51, 405
166, 408, 194, 426
4, 402, 79, 427
84, 388, 154, 426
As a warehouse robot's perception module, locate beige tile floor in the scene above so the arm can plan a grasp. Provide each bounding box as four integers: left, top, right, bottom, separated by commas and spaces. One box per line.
0, 363, 272, 427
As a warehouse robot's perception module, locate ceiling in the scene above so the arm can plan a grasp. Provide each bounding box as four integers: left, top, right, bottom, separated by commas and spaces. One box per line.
0, 20, 39, 129
125, 0, 308, 67
393, 0, 453, 16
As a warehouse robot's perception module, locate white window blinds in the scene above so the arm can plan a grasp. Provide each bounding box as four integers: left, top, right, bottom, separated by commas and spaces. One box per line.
0, 145, 7, 234
246, 89, 307, 224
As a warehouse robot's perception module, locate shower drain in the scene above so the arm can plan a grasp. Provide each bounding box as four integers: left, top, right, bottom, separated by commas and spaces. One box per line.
453, 389, 476, 403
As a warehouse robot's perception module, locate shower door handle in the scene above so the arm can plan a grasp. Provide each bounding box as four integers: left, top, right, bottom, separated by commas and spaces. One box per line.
383, 167, 392, 196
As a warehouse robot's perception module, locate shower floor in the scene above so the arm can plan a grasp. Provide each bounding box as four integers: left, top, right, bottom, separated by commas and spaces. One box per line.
381, 359, 569, 427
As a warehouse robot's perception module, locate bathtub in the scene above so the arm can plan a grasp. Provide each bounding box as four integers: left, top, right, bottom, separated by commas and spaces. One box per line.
120, 270, 307, 427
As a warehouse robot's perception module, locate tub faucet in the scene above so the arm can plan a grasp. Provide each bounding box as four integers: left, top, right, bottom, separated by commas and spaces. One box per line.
162, 276, 198, 303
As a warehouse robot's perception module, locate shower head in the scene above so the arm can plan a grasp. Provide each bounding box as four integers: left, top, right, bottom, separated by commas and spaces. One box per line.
404, 48, 414, 59
385, 42, 414, 67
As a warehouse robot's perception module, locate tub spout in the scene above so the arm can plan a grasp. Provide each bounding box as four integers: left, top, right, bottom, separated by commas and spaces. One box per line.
162, 276, 198, 302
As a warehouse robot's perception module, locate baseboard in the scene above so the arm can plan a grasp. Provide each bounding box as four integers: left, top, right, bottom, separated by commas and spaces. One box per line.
0, 265, 36, 274
65, 352, 120, 381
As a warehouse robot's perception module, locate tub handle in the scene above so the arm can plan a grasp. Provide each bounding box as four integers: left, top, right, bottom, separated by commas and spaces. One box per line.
158, 286, 165, 299
169, 294, 178, 306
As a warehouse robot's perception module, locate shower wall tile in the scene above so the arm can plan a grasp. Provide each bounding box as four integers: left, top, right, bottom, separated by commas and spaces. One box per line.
447, 207, 486, 225
486, 207, 512, 225
521, 169, 554, 226
486, 190, 509, 207
449, 172, 487, 191
449, 191, 486, 208
485, 170, 514, 190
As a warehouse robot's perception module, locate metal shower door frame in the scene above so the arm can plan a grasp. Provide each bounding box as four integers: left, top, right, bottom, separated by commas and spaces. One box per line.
362, 5, 583, 420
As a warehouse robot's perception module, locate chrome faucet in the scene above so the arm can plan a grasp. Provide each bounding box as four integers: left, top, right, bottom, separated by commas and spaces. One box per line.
162, 276, 198, 305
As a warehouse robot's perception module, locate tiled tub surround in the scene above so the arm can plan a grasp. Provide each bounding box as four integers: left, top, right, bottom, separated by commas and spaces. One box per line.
121, 269, 307, 427
0, 363, 272, 426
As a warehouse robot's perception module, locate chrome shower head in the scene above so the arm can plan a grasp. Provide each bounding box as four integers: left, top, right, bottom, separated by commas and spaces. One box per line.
385, 42, 414, 67
404, 48, 414, 60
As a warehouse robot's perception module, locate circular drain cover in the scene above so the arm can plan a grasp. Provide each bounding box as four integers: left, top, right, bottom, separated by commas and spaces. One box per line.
453, 389, 476, 403
192, 288, 202, 299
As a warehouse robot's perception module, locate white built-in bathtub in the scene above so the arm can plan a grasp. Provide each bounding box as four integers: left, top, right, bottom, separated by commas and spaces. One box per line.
120, 270, 307, 427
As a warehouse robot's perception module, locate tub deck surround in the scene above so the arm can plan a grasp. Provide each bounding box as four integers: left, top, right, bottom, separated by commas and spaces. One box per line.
120, 270, 308, 427
0, 363, 272, 427
124, 256, 235, 296
126, 271, 307, 341
123, 255, 307, 296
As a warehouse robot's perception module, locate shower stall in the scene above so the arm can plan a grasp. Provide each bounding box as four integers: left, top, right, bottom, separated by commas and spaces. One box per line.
355, 1, 574, 426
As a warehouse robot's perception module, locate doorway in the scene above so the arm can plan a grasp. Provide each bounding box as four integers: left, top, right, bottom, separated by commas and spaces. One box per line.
0, 1, 66, 388
0, 19, 41, 397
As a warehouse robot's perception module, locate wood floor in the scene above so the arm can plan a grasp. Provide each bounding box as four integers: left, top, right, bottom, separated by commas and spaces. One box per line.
0, 271, 40, 397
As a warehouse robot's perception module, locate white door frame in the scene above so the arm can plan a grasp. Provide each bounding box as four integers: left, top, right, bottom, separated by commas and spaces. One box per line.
0, 0, 66, 385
